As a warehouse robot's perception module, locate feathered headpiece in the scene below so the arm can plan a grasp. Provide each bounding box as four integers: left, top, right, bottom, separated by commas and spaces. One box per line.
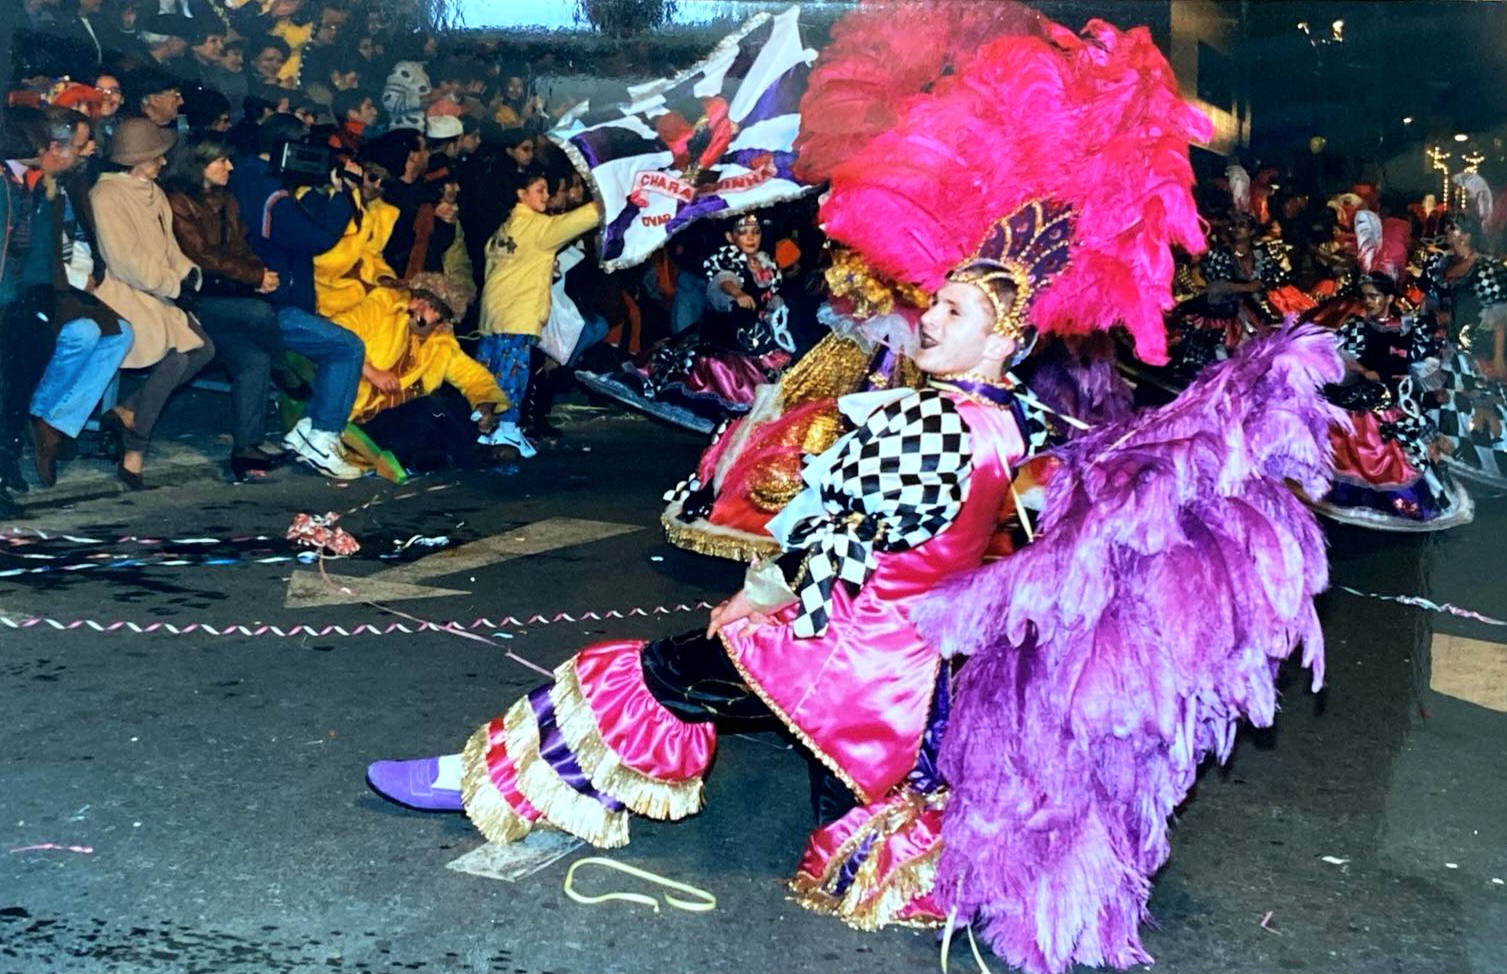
948, 199, 1076, 341
792, 0, 1045, 186
816, 20, 1212, 365
1453, 171, 1494, 226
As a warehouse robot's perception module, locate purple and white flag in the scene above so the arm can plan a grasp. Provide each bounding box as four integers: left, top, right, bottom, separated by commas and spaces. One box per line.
551, 6, 819, 272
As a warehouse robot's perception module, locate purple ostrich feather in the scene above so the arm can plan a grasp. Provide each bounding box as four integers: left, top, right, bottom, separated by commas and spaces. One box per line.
911, 326, 1343, 973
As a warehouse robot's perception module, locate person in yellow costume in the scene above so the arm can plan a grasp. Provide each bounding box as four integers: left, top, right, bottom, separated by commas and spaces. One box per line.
313, 161, 400, 320
333, 273, 510, 478
476, 167, 600, 458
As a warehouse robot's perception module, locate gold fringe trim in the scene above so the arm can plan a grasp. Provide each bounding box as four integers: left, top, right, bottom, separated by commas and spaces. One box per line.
786, 791, 945, 931
661, 509, 780, 563
501, 695, 632, 848
549, 659, 707, 822
717, 630, 872, 804
460, 723, 535, 845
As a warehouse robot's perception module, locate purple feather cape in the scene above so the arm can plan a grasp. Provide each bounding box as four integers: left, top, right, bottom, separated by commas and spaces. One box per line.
910, 326, 1344, 973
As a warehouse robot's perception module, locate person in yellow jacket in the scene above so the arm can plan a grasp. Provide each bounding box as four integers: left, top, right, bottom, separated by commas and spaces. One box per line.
313, 163, 401, 319
476, 166, 600, 458
333, 273, 510, 477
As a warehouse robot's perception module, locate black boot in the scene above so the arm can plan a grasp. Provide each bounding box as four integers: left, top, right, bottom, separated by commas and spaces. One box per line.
523, 351, 564, 442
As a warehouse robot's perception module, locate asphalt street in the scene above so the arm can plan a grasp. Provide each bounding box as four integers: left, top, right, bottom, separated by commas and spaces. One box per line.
2, 409, 1505, 974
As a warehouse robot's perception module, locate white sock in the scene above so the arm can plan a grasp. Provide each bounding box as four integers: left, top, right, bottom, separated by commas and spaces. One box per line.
433, 753, 463, 791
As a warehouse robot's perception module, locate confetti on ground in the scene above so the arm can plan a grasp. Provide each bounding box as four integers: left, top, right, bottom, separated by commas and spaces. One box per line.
1320, 856, 1350, 866
1259, 911, 1281, 935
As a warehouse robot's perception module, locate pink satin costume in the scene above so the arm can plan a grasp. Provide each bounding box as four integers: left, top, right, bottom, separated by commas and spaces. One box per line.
458, 389, 1024, 926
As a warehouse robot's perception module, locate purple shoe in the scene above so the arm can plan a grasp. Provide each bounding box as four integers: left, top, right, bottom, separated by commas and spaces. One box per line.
366, 758, 464, 812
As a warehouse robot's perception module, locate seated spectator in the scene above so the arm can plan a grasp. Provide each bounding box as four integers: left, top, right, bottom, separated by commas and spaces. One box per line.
248, 36, 293, 90
381, 52, 431, 132
94, 0, 151, 65
1, 106, 134, 500
477, 166, 600, 459
363, 128, 431, 272
164, 134, 287, 482
137, 12, 192, 67
214, 38, 249, 115
178, 17, 228, 87
229, 113, 365, 480
182, 87, 233, 136
334, 274, 509, 476
124, 68, 183, 129
328, 88, 378, 163
88, 71, 125, 157
90, 117, 215, 490
56, 0, 108, 71
312, 156, 400, 320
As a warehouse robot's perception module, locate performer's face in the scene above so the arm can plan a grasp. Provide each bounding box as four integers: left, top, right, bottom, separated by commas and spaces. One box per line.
1360, 283, 1389, 318
517, 177, 550, 213
729, 223, 761, 254
915, 281, 1015, 376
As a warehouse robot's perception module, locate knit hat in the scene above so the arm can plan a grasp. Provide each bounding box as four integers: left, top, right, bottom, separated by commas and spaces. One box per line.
110, 117, 178, 167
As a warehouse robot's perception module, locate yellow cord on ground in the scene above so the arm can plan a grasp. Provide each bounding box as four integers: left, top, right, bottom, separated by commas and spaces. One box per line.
563, 856, 717, 913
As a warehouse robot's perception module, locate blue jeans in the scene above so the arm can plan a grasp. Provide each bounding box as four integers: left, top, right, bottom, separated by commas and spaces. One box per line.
30, 317, 134, 438
276, 306, 362, 434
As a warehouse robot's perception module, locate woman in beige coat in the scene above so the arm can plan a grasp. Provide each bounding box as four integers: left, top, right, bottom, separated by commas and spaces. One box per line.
90, 118, 215, 489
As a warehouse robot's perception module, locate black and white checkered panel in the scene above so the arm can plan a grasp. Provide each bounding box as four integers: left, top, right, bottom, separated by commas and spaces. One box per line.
1258, 241, 1296, 288
781, 390, 973, 638
1016, 398, 1054, 457
1335, 316, 1369, 361
1201, 248, 1235, 284
1472, 257, 1507, 309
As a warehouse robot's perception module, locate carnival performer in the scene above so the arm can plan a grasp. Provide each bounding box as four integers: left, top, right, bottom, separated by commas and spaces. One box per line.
579, 211, 796, 433
366, 195, 1061, 909
1163, 210, 1312, 383
1420, 211, 1507, 489
366, 13, 1337, 974
1314, 272, 1473, 530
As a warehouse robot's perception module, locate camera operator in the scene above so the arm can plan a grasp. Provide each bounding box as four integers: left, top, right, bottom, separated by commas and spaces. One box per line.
227, 113, 365, 480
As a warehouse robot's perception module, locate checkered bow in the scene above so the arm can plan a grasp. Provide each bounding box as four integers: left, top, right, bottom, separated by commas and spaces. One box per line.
779, 390, 973, 638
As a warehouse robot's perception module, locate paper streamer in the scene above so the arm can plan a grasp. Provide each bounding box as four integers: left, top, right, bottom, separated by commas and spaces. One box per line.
0, 602, 716, 639
563, 857, 716, 913
9, 843, 94, 854
1338, 586, 1507, 626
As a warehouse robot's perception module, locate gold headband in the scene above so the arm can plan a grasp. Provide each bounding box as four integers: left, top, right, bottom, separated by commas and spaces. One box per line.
945, 261, 1032, 340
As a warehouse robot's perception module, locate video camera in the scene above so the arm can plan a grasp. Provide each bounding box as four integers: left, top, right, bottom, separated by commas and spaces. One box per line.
268, 139, 337, 187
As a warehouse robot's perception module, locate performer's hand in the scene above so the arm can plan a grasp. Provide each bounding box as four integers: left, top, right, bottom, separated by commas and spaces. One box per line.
733, 291, 756, 311
707, 589, 767, 639
477, 408, 499, 434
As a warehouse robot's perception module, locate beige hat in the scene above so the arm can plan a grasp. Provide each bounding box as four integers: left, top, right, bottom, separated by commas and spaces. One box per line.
111, 118, 178, 168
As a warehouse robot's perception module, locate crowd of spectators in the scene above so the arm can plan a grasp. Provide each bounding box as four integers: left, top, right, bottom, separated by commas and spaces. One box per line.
0, 0, 643, 518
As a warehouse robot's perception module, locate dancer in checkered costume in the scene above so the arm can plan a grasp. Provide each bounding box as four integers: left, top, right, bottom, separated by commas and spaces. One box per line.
365, 7, 1214, 947
1420, 212, 1507, 489
1313, 273, 1474, 531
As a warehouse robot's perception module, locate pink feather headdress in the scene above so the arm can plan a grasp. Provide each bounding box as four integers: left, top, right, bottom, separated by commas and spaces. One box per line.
792, 0, 1045, 186
816, 19, 1212, 365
